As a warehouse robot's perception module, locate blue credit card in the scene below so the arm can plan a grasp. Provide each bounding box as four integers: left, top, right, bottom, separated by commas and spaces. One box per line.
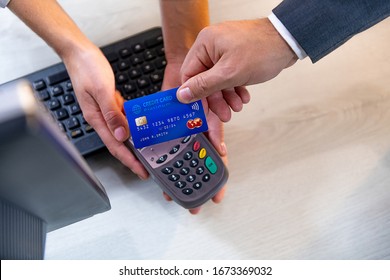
124, 87, 208, 149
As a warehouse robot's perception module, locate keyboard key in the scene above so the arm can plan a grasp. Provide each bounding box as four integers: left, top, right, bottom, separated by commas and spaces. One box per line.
137, 77, 150, 89
144, 50, 156, 61
33, 80, 46, 90
80, 115, 88, 124
62, 93, 75, 105
47, 70, 69, 85
51, 85, 64, 96
48, 99, 61, 110
84, 124, 94, 133
65, 81, 73, 91
66, 117, 80, 130
155, 58, 167, 69
130, 55, 143, 65
58, 122, 66, 132
142, 63, 154, 74
69, 103, 81, 115
149, 85, 161, 94
145, 35, 163, 48
116, 73, 128, 84
156, 46, 165, 56
54, 108, 69, 120
150, 72, 163, 83
118, 60, 130, 71
37, 90, 50, 101
119, 48, 132, 58
123, 82, 137, 93
132, 43, 144, 53
70, 129, 83, 138
129, 68, 142, 79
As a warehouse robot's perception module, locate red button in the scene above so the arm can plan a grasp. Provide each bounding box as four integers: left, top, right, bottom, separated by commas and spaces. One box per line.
193, 141, 201, 151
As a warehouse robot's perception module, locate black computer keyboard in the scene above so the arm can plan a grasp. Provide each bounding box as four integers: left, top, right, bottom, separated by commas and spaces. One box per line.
8, 27, 166, 156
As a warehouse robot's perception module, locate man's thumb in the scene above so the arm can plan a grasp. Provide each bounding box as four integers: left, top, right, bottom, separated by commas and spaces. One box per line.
177, 68, 228, 104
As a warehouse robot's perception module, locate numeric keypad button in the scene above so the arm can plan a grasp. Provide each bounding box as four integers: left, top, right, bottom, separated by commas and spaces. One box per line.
193, 182, 202, 190
182, 188, 193, 195
190, 159, 199, 167
175, 181, 186, 189
161, 167, 174, 175
168, 174, 180, 182
169, 145, 180, 154
181, 135, 191, 144
156, 154, 168, 164
202, 174, 211, 182
183, 151, 193, 160
180, 167, 190, 175
186, 175, 196, 183
196, 166, 205, 175
173, 160, 184, 168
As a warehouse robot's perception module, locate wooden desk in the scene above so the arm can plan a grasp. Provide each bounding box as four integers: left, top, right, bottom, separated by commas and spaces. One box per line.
1, 0, 389, 259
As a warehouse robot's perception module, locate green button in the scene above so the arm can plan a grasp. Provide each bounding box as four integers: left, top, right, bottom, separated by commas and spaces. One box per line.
205, 156, 218, 174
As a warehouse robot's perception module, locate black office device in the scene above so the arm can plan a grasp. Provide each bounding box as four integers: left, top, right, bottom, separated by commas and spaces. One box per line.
0, 81, 111, 259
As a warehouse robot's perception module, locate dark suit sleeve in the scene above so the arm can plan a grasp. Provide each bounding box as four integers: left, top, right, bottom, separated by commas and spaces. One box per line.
273, 0, 390, 62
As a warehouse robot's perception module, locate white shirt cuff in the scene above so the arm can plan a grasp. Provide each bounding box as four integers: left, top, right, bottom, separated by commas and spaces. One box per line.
0, 0, 11, 8
268, 12, 307, 60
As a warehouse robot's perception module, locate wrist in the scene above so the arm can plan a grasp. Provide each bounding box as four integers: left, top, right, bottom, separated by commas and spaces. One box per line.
57, 34, 96, 63
160, 0, 209, 65
262, 18, 298, 67
268, 13, 306, 60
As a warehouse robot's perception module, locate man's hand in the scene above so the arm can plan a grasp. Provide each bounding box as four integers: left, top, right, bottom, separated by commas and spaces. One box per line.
177, 18, 297, 121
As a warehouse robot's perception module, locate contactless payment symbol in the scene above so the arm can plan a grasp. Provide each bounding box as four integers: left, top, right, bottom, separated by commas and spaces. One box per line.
191, 102, 200, 111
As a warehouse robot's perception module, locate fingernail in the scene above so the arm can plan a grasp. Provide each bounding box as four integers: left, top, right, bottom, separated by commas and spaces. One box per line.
220, 142, 227, 156
114, 126, 126, 142
178, 87, 193, 103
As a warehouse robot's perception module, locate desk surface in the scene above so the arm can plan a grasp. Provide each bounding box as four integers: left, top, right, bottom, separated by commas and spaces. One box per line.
1, 0, 390, 259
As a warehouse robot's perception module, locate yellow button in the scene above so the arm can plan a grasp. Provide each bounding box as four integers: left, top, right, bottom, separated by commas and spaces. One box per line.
199, 148, 207, 159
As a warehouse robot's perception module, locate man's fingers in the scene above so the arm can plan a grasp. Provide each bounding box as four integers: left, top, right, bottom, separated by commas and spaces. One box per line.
177, 62, 239, 104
